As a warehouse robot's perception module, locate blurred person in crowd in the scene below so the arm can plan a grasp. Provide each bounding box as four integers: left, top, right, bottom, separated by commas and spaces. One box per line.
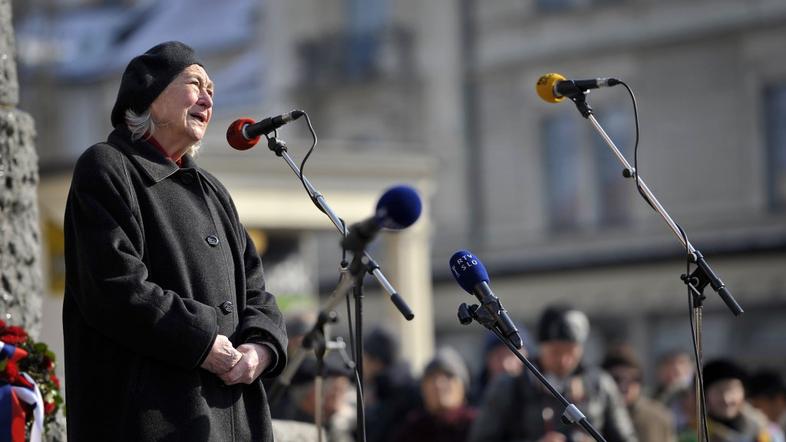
682, 359, 774, 442
364, 326, 423, 442
655, 349, 694, 433
602, 346, 676, 442
747, 370, 786, 442
63, 41, 287, 441
392, 347, 478, 442
469, 329, 529, 405
269, 310, 319, 419
469, 305, 637, 442
284, 310, 318, 356
281, 354, 357, 442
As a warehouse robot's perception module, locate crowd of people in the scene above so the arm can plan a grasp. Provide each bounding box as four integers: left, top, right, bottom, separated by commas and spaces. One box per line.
275, 305, 786, 442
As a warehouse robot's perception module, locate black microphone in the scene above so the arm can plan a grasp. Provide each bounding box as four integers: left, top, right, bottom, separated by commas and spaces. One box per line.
449, 250, 523, 349
227, 110, 305, 150
536, 73, 620, 103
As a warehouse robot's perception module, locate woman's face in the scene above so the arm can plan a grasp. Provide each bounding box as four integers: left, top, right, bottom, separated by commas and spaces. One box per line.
150, 64, 213, 144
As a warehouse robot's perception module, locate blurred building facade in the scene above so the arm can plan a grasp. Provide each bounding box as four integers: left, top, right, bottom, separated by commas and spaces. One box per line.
12, 0, 786, 380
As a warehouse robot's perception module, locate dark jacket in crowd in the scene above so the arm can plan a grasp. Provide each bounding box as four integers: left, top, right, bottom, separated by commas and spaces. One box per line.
365, 361, 423, 442
469, 365, 638, 442
391, 406, 478, 442
63, 128, 288, 441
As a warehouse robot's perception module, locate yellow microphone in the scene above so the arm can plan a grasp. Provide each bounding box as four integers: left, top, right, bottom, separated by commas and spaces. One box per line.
536, 73, 620, 103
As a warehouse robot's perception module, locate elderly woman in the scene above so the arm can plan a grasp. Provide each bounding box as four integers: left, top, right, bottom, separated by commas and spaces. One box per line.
63, 41, 288, 441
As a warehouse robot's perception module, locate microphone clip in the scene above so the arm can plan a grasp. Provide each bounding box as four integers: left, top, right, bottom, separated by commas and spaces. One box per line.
569, 91, 594, 119
267, 136, 288, 157
457, 302, 508, 340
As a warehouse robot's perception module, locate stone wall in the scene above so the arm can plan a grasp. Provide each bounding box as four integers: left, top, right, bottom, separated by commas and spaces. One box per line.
0, 0, 43, 337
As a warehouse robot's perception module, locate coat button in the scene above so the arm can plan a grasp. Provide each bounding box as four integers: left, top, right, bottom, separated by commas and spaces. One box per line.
205, 235, 220, 247
180, 172, 195, 185
219, 301, 234, 314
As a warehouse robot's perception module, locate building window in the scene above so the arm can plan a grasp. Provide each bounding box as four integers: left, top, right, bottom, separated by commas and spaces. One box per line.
536, 0, 623, 13
536, 0, 581, 13
541, 114, 581, 231
593, 107, 633, 226
765, 84, 786, 211
345, 0, 387, 80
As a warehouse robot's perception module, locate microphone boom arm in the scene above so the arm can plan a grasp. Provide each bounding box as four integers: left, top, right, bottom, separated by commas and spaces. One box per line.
568, 93, 742, 317
267, 137, 415, 321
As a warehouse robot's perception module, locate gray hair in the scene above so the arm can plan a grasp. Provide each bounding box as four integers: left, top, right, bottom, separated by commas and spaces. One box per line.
125, 108, 201, 156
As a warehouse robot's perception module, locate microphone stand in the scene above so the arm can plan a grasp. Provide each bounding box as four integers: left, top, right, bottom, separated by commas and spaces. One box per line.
457, 303, 608, 442
264, 135, 397, 442
265, 136, 415, 321
267, 266, 358, 442
566, 91, 744, 442
348, 252, 370, 442
269, 266, 356, 405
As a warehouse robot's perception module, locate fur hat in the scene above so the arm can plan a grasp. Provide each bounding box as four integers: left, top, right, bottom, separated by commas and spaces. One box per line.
703, 359, 747, 390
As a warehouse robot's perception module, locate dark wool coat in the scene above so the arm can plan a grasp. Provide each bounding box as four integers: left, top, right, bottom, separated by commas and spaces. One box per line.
63, 127, 288, 442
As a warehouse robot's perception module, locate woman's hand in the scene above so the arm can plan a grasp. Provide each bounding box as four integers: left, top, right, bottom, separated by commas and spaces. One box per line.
218, 343, 272, 385
200, 334, 243, 374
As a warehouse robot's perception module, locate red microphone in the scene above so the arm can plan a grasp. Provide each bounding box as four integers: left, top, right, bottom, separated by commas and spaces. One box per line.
226, 110, 304, 150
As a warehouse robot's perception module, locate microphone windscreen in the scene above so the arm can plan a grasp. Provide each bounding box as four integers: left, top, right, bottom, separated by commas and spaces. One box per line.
536, 73, 567, 103
227, 118, 259, 150
449, 250, 489, 293
375, 185, 422, 229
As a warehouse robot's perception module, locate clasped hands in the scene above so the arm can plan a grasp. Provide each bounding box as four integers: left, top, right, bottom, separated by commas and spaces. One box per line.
200, 334, 271, 385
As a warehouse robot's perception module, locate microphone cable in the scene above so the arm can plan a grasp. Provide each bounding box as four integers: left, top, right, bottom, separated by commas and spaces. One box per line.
265, 111, 325, 214
298, 112, 319, 206
618, 81, 710, 442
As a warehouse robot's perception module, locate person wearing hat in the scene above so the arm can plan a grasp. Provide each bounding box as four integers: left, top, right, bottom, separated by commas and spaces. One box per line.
686, 359, 775, 442
469, 305, 637, 442
279, 353, 356, 442
469, 328, 530, 406
748, 370, 786, 441
363, 326, 423, 442
63, 41, 288, 441
391, 347, 478, 442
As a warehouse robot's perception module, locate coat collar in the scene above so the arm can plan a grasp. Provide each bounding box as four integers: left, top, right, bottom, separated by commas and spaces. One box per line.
108, 127, 199, 183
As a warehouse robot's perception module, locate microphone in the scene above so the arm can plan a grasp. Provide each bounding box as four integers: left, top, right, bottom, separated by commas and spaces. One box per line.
226, 109, 305, 150
449, 250, 523, 349
536, 73, 620, 103
341, 185, 422, 252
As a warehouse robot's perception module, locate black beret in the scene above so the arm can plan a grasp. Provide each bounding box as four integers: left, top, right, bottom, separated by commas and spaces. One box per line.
537, 305, 590, 344
111, 41, 203, 127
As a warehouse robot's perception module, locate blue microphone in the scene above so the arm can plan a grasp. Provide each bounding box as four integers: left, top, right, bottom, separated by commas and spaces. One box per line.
342, 185, 422, 252
449, 250, 523, 349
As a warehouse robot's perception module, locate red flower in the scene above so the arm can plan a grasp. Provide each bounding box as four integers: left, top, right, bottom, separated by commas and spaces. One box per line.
50, 373, 61, 389
44, 401, 56, 416
0, 325, 28, 345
